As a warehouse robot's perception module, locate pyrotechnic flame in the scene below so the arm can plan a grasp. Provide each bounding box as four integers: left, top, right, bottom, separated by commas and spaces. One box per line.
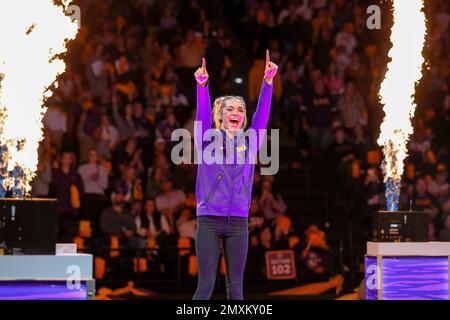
378, 0, 426, 211
0, 0, 78, 197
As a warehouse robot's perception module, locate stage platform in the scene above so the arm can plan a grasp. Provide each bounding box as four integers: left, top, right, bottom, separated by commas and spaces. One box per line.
365, 242, 450, 300
0, 253, 95, 300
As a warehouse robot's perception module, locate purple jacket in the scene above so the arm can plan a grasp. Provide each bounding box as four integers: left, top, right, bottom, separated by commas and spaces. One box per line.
195, 80, 273, 217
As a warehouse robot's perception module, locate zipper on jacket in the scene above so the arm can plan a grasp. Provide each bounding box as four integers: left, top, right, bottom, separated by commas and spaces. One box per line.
205, 173, 223, 202
228, 137, 237, 222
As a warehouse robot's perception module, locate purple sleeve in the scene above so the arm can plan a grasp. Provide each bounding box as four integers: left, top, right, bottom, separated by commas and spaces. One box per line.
194, 84, 212, 148
250, 80, 273, 149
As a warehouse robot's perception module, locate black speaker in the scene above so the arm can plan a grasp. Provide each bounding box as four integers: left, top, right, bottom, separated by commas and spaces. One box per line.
0, 198, 57, 255
372, 210, 429, 242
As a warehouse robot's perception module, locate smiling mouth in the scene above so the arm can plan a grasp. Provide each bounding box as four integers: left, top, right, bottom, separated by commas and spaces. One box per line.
229, 116, 242, 126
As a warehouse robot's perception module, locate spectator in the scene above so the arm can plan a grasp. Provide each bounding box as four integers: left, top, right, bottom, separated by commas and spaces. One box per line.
153, 138, 167, 159
99, 189, 136, 243
140, 35, 162, 69
116, 138, 145, 175
156, 113, 179, 143
282, 67, 304, 114
85, 43, 109, 101
314, 24, 333, 72
346, 53, 369, 96
326, 126, 355, 190
81, 91, 102, 134
155, 180, 186, 233
178, 30, 205, 70
353, 125, 372, 162
176, 209, 197, 240
327, 127, 355, 164
409, 129, 431, 166
77, 112, 110, 163
131, 200, 145, 237
132, 101, 150, 139
258, 225, 274, 251
301, 79, 337, 157
258, 179, 287, 221
100, 114, 120, 151
78, 149, 109, 223
50, 152, 84, 239
358, 167, 385, 232
273, 214, 293, 248
177, 30, 205, 94
145, 167, 165, 198
324, 62, 344, 97
301, 225, 331, 281
335, 22, 357, 57
428, 167, 449, 203
334, 45, 350, 78
147, 154, 171, 180
137, 198, 171, 243
112, 98, 137, 142
115, 165, 143, 206
413, 178, 440, 220
159, 5, 178, 34
338, 81, 366, 130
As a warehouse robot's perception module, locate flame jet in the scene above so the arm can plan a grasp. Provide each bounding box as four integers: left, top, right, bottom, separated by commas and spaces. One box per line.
378, 0, 427, 211
0, 0, 78, 197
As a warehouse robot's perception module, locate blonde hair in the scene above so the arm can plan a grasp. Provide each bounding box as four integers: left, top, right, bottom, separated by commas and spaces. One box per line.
212, 96, 247, 129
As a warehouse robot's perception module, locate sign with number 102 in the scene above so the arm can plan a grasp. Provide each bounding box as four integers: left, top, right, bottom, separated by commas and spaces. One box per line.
265, 250, 296, 280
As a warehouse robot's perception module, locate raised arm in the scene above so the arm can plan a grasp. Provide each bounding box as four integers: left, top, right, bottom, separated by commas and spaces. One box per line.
194, 58, 212, 147
250, 50, 278, 148
250, 79, 273, 133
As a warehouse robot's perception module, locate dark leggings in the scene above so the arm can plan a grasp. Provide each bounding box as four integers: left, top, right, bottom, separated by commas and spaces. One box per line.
193, 216, 248, 300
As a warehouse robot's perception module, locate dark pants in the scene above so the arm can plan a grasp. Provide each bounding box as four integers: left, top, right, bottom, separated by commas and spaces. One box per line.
193, 216, 248, 300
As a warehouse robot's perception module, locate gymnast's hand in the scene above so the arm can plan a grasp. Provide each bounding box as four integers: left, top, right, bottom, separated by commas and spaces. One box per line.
194, 57, 209, 87
264, 49, 278, 85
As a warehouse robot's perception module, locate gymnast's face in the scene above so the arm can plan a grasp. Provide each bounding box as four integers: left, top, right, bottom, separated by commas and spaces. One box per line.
221, 99, 246, 133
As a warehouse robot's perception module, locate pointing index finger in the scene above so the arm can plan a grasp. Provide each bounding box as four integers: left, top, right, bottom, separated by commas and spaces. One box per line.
202, 57, 206, 72
266, 50, 270, 68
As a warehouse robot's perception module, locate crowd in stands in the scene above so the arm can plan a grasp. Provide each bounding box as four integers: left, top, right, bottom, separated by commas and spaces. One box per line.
32, 0, 450, 285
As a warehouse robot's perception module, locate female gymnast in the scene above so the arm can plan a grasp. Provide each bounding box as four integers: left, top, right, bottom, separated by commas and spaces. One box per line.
193, 50, 278, 300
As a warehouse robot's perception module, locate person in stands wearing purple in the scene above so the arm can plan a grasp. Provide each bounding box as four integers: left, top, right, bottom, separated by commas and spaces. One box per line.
192, 50, 278, 300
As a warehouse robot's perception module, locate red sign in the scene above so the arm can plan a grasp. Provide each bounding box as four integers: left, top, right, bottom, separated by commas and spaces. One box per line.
265, 250, 296, 280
